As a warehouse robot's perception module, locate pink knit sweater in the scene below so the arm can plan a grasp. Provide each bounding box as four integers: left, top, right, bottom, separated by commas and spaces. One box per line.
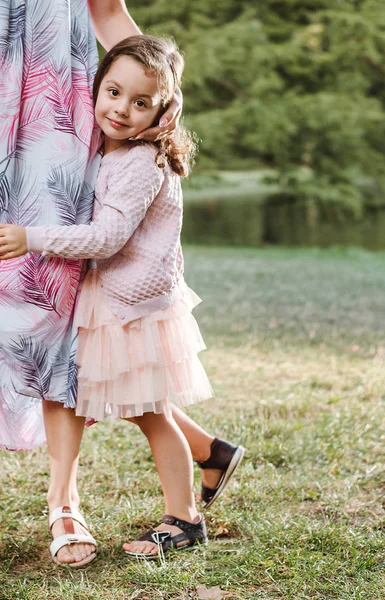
27, 143, 185, 324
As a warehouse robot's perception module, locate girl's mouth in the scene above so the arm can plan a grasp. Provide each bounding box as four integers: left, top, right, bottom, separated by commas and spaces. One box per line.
107, 118, 128, 129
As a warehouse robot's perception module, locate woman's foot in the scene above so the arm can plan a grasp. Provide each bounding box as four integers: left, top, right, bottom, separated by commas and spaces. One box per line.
196, 439, 245, 508
123, 514, 207, 558
49, 505, 97, 566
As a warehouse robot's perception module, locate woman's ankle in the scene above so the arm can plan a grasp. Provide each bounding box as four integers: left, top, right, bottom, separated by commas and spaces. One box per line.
47, 489, 80, 511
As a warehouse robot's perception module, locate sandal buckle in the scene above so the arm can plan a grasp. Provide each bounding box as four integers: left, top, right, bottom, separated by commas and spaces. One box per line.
151, 531, 171, 544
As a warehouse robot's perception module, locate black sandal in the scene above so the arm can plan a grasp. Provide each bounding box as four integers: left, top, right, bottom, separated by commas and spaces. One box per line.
196, 438, 245, 509
124, 514, 208, 559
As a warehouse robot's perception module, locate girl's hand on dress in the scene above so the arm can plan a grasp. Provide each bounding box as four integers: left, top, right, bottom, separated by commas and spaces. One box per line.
0, 225, 28, 259
130, 87, 183, 142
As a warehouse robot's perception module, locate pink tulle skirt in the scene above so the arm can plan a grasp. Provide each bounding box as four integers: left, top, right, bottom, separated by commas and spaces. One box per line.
74, 269, 214, 421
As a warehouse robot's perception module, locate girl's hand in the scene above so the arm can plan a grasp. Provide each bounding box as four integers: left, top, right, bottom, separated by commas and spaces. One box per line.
131, 87, 183, 142
0, 225, 28, 259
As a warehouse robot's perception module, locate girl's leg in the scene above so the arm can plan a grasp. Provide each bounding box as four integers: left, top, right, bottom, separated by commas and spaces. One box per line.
170, 406, 224, 489
43, 401, 96, 565
123, 410, 200, 556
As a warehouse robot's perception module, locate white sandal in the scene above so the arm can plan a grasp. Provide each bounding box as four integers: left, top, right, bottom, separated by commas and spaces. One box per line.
49, 505, 97, 568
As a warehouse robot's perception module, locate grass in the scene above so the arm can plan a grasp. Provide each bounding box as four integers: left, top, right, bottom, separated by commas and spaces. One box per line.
2, 245, 385, 599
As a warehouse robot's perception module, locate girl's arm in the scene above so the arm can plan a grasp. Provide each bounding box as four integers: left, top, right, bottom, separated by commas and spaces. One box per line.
87, 0, 141, 51
0, 149, 164, 261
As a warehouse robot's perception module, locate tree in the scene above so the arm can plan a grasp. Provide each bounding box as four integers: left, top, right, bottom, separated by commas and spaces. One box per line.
126, 1, 385, 209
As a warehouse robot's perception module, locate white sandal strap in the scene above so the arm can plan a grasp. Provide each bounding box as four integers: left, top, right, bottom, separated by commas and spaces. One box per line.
49, 506, 88, 530
50, 533, 97, 558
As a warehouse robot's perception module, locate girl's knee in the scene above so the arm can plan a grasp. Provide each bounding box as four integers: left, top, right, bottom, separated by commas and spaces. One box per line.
130, 410, 172, 433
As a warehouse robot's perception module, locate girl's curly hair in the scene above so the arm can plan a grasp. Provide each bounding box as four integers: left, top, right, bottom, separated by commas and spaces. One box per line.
93, 35, 197, 177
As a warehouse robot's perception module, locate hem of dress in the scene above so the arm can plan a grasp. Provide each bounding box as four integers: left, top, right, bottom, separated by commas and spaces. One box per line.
75, 389, 214, 422
0, 381, 63, 406
0, 382, 95, 452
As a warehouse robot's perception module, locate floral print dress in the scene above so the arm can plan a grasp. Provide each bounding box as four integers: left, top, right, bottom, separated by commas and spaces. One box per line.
0, 0, 100, 450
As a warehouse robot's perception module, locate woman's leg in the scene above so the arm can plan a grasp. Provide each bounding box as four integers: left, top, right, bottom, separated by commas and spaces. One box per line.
43, 401, 96, 565
123, 410, 200, 555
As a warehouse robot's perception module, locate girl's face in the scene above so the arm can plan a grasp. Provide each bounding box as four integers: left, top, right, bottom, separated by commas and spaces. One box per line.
95, 55, 165, 153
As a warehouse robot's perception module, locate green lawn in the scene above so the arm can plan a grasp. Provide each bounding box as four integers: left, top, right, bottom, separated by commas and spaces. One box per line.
2, 246, 385, 599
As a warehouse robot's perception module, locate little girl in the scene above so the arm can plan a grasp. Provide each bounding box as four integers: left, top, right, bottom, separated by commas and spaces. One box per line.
0, 35, 244, 561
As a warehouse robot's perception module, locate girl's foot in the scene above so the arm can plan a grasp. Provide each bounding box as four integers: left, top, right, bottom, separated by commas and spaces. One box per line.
196, 439, 245, 509
49, 506, 97, 567
123, 514, 207, 558
200, 467, 225, 491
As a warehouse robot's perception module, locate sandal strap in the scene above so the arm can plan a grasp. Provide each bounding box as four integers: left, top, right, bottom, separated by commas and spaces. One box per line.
170, 532, 194, 546
139, 528, 192, 549
131, 515, 207, 555
137, 529, 171, 544
196, 438, 238, 470
49, 506, 88, 530
162, 514, 207, 546
50, 533, 97, 558
201, 482, 222, 505
162, 514, 201, 530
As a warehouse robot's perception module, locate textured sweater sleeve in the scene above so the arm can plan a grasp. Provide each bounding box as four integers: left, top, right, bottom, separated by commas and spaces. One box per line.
26, 147, 164, 259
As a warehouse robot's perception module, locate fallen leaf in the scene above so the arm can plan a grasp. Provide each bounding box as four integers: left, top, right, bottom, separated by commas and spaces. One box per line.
214, 523, 230, 537
195, 585, 227, 600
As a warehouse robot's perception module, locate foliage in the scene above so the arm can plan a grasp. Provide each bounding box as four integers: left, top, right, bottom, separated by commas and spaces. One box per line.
125, 0, 385, 209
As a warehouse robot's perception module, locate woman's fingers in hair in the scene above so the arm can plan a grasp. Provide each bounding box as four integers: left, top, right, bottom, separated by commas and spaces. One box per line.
134, 119, 179, 142
159, 87, 183, 128
132, 87, 183, 142
156, 131, 173, 142
133, 124, 175, 143
169, 87, 183, 115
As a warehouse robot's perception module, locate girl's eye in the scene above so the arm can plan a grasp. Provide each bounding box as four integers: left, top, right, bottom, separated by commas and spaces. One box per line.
135, 100, 147, 108
109, 89, 119, 97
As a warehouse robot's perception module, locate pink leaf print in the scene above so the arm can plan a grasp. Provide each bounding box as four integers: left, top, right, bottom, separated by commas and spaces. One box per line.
46, 61, 82, 141
19, 254, 81, 317
21, 3, 57, 101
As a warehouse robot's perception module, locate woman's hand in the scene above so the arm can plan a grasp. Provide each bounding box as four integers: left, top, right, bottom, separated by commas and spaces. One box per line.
0, 225, 28, 259
130, 87, 183, 142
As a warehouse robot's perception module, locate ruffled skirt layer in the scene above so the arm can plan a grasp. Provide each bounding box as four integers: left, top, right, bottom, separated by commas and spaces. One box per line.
75, 270, 213, 421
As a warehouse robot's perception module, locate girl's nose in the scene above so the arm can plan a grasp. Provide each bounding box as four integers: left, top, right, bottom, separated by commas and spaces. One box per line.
115, 102, 129, 118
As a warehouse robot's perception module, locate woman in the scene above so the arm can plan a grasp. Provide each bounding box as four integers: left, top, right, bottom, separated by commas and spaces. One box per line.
0, 0, 243, 566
